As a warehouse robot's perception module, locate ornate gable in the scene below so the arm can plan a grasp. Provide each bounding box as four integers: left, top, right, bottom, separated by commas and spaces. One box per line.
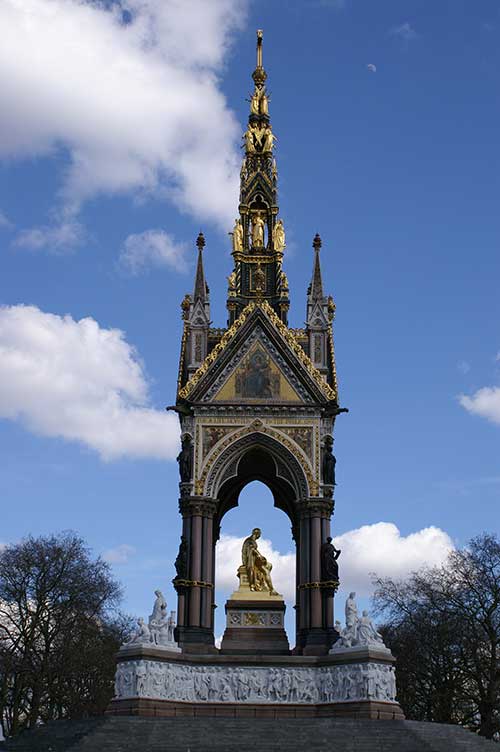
177, 301, 337, 405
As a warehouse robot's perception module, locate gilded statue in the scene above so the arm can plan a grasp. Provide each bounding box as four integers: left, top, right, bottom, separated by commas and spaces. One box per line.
249, 86, 269, 117
231, 218, 244, 252
273, 219, 285, 251
241, 528, 278, 595
260, 89, 269, 116
253, 123, 266, 149
251, 213, 265, 247
243, 126, 256, 154
250, 89, 260, 116
262, 125, 276, 152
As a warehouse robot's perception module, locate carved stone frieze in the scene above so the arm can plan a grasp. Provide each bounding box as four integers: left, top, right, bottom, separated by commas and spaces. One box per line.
114, 659, 397, 705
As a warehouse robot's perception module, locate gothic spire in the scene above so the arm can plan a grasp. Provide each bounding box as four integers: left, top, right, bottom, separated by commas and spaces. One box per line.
193, 231, 208, 303
227, 30, 289, 326
310, 233, 324, 301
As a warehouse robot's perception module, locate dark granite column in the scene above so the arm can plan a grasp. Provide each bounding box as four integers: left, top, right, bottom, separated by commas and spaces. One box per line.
296, 498, 334, 656
174, 496, 217, 653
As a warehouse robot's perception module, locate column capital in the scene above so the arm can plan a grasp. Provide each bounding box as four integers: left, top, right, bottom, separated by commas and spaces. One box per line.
297, 498, 334, 520
178, 497, 218, 518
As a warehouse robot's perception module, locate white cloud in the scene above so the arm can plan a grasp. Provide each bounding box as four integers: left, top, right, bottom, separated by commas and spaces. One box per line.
120, 230, 188, 274
102, 543, 137, 564
0, 304, 180, 460
0, 0, 246, 242
460, 387, 500, 425
332, 522, 453, 595
367, 63, 377, 74
457, 360, 471, 374
390, 22, 418, 42
14, 220, 85, 252
216, 523, 453, 602
0, 210, 12, 229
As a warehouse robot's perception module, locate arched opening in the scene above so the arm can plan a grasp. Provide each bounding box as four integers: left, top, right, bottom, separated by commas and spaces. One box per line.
215, 480, 296, 643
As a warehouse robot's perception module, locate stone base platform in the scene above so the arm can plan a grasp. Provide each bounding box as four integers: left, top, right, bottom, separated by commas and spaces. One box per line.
1, 717, 498, 751
110, 644, 403, 720
109, 697, 402, 720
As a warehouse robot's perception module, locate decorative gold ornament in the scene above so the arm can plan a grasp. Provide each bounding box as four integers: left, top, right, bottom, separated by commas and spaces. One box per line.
273, 219, 286, 252
251, 213, 265, 248
230, 218, 244, 252
177, 303, 256, 399
178, 300, 337, 403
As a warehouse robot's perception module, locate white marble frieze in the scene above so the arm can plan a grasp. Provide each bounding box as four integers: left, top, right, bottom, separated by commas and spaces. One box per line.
114, 659, 396, 705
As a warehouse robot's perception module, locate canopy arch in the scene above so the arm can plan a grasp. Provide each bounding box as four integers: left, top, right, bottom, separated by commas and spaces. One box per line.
204, 431, 310, 525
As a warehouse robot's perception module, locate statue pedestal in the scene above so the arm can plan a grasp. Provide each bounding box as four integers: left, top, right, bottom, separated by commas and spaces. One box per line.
220, 566, 290, 655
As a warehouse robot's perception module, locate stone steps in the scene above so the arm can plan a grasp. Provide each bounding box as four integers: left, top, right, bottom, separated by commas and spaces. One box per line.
0, 717, 497, 752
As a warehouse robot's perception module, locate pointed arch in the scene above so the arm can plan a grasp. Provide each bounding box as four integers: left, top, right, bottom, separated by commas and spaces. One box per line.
204, 431, 309, 524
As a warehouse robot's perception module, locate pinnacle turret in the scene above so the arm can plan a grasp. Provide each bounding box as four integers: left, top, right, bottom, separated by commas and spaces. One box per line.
310, 234, 324, 301
193, 231, 208, 304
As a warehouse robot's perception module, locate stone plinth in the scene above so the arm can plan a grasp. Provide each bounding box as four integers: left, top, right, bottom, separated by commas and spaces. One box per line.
219, 566, 289, 655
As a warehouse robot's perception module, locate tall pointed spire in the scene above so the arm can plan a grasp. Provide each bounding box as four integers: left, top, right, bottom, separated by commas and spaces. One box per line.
310, 233, 324, 301
227, 30, 289, 326
193, 231, 208, 303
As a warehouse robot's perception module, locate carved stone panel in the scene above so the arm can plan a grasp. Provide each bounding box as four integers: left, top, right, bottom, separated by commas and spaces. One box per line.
114, 658, 397, 705
226, 609, 284, 628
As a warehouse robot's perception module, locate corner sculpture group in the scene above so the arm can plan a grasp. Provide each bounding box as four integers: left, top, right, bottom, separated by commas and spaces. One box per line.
127, 590, 178, 651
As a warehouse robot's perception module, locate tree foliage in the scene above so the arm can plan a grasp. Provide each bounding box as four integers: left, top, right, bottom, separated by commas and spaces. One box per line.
374, 533, 500, 739
0, 532, 132, 738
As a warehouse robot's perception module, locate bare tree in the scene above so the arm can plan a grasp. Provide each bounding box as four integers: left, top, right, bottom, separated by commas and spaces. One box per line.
374, 533, 500, 740
0, 532, 131, 738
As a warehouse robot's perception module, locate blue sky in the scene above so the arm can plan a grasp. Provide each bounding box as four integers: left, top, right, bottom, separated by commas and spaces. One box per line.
1, 0, 499, 641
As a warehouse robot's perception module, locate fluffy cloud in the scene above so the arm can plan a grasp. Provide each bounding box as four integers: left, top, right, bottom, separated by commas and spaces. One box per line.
0, 0, 246, 247
14, 221, 85, 252
216, 523, 453, 602
102, 544, 137, 564
460, 387, 500, 425
120, 230, 188, 274
0, 304, 179, 460
332, 522, 453, 595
